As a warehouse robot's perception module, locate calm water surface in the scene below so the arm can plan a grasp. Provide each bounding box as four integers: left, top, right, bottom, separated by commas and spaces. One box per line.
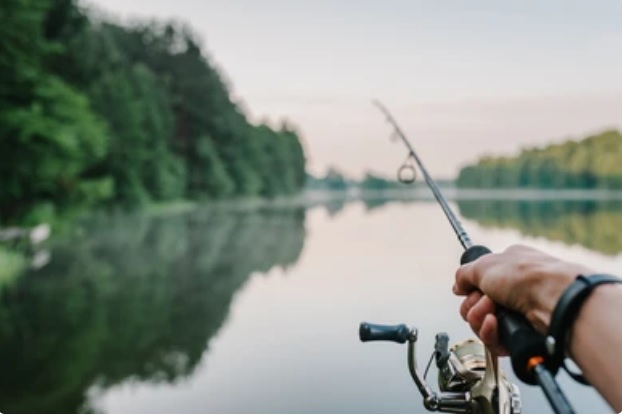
0, 198, 619, 413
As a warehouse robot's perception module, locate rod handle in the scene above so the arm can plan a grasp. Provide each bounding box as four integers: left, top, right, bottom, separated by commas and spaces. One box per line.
460, 245, 548, 385
459, 245, 493, 265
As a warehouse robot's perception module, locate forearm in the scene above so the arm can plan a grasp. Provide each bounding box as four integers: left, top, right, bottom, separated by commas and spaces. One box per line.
569, 284, 622, 412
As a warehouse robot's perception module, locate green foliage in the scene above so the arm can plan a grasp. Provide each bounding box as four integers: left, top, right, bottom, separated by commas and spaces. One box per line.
0, 0, 110, 223
306, 167, 350, 191
0, 75, 110, 221
457, 130, 622, 189
306, 170, 408, 192
0, 1, 307, 223
0, 247, 26, 288
324, 168, 348, 190
190, 136, 235, 198
360, 171, 409, 190
0, 0, 49, 95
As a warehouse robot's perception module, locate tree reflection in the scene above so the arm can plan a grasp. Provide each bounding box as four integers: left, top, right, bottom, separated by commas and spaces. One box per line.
0, 207, 306, 413
456, 199, 622, 255
362, 197, 391, 213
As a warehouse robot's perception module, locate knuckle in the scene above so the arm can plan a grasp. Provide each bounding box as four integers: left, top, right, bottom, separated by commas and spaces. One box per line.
505, 244, 527, 254
472, 253, 494, 275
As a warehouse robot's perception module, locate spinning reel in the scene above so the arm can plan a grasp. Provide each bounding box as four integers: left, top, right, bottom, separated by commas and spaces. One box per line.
359, 323, 522, 414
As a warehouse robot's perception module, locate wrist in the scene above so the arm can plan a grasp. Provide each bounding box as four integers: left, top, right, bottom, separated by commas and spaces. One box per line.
526, 261, 591, 333
546, 274, 622, 382
568, 283, 622, 359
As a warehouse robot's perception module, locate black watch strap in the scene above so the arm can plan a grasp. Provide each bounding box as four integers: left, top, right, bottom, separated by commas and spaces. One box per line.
546, 274, 622, 384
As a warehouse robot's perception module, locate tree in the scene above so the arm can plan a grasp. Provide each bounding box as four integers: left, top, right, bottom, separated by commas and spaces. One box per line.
0, 1, 308, 223
456, 130, 622, 190
0, 0, 109, 223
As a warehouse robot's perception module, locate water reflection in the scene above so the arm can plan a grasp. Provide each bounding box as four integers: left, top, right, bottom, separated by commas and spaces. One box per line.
0, 198, 617, 414
361, 197, 414, 213
456, 199, 622, 256
0, 206, 306, 414
361, 196, 622, 256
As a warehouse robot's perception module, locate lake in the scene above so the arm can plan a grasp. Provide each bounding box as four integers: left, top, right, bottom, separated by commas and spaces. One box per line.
0, 195, 619, 414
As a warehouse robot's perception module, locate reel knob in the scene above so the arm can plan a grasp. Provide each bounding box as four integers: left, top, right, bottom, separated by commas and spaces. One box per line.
359, 322, 411, 344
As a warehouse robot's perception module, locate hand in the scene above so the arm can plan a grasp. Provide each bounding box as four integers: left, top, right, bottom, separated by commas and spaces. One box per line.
453, 244, 593, 355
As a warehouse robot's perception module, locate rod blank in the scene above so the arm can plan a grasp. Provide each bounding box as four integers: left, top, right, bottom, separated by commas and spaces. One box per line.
373, 100, 472, 250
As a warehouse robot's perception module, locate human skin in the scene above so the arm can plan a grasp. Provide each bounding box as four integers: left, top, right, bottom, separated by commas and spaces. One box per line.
453, 244, 622, 412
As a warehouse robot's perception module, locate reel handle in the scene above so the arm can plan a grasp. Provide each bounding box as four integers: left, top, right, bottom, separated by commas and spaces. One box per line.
460, 245, 548, 385
359, 322, 411, 343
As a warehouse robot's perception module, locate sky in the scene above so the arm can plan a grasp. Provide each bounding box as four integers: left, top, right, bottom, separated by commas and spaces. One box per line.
86, 0, 622, 179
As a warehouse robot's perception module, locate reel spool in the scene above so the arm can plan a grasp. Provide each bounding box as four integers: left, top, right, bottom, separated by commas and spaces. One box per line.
438, 338, 486, 392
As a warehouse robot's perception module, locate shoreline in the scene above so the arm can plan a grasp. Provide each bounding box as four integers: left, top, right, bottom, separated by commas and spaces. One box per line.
146, 188, 622, 217
301, 188, 622, 202
10, 187, 622, 232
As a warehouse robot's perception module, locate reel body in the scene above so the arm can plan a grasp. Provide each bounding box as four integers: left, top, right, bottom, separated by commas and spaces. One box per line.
359, 323, 521, 414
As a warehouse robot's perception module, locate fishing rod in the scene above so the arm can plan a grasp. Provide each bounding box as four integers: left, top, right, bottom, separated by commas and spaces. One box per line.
358, 101, 575, 414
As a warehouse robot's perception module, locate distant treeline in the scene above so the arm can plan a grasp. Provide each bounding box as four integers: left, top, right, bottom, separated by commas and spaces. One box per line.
306, 168, 412, 191
0, 0, 306, 225
457, 130, 622, 189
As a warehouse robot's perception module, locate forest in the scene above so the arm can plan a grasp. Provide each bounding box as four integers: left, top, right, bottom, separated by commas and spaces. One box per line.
0, 0, 306, 226
456, 130, 622, 189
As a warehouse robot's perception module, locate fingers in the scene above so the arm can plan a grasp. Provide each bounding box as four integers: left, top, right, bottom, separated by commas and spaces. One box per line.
479, 313, 497, 345
453, 262, 478, 295
466, 295, 496, 335
459, 291, 482, 321
462, 295, 509, 356
479, 314, 509, 357
454, 249, 520, 358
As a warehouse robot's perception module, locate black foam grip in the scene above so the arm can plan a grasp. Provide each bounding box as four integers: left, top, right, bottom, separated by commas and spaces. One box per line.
497, 306, 549, 385
460, 245, 548, 385
359, 322, 410, 344
460, 245, 492, 265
